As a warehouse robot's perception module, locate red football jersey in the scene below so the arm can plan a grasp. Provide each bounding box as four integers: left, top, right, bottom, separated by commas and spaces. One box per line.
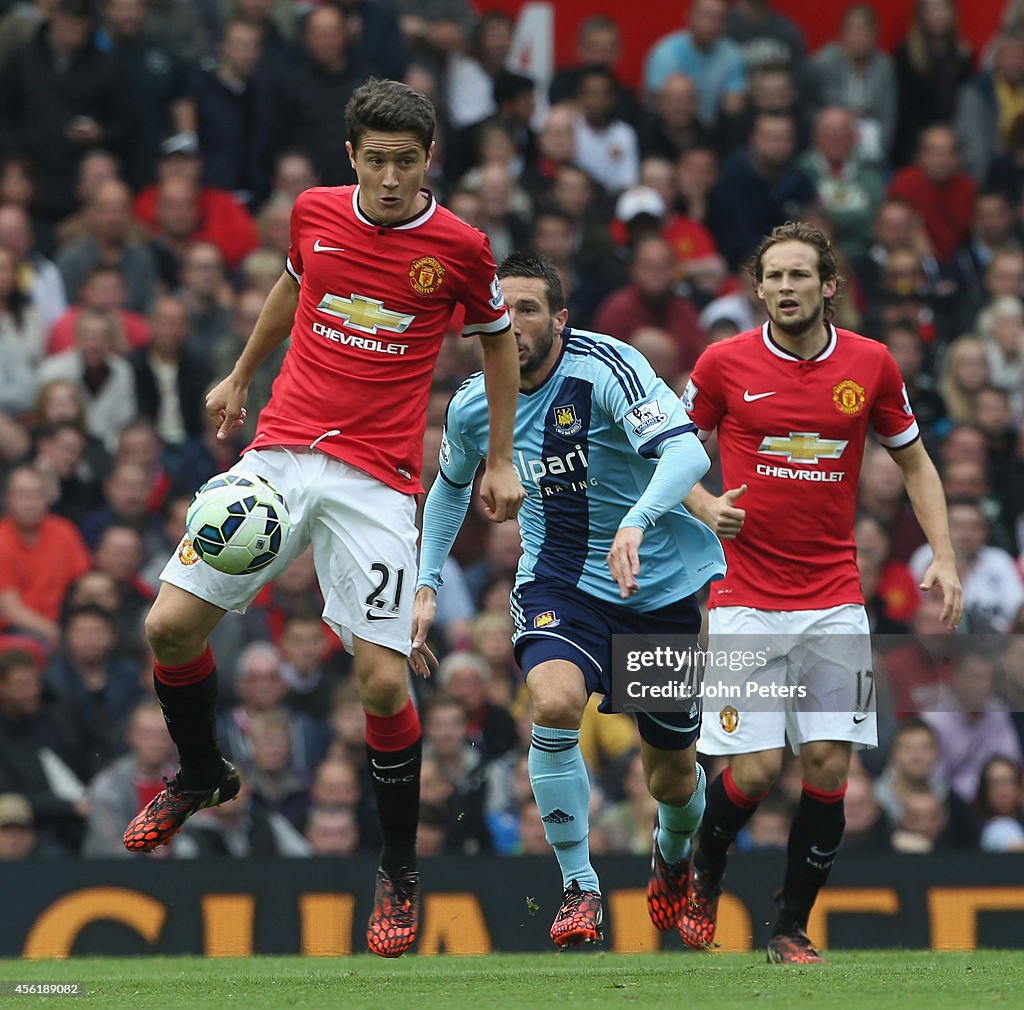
685, 323, 919, 610
247, 186, 510, 493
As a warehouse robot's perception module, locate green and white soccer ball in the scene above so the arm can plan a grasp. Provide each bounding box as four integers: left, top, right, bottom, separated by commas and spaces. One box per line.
185, 472, 292, 575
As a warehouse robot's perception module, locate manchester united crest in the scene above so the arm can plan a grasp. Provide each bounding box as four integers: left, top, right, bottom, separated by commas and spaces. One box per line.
719, 706, 740, 733
553, 403, 582, 436
408, 256, 446, 295
178, 537, 200, 567
832, 378, 866, 416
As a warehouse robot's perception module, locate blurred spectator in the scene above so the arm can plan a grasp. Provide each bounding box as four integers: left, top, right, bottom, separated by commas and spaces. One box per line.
80, 699, 175, 857
135, 142, 260, 274
423, 693, 492, 854
244, 707, 310, 831
0, 0, 129, 221
644, 0, 745, 128
271, 5, 367, 187
810, 4, 896, 163
306, 805, 359, 856
31, 420, 101, 522
857, 442, 925, 562
855, 197, 938, 306
549, 14, 638, 123
44, 603, 142, 763
103, 0, 197, 191
0, 244, 43, 414
888, 125, 977, 264
798, 106, 884, 265
955, 32, 1024, 183
738, 794, 790, 851
855, 512, 919, 632
923, 647, 1023, 802
469, 611, 519, 708
725, 0, 804, 73
0, 204, 67, 331
975, 755, 1024, 851
937, 335, 989, 427
130, 295, 212, 446
38, 309, 137, 452
91, 523, 154, 635
0, 647, 91, 853
593, 235, 705, 368
178, 242, 232, 353
217, 641, 326, 778
48, 265, 152, 356
721, 62, 809, 153
572, 66, 639, 196
880, 321, 945, 441
142, 0, 212, 65
389, 0, 472, 78
0, 466, 91, 648
0, 792, 45, 859
436, 650, 517, 763
446, 10, 512, 131
841, 768, 888, 851
279, 611, 346, 720
912, 499, 1024, 633
256, 195, 291, 258
708, 112, 816, 269
519, 104, 576, 205
53, 148, 124, 251
270, 149, 318, 204
464, 519, 522, 606
194, 18, 275, 206
0, 1, 54, 72
0, 153, 52, 254
893, 0, 973, 168
890, 789, 949, 852
951, 190, 1020, 329
874, 717, 977, 848
595, 749, 654, 854
328, 0, 408, 83
977, 296, 1024, 417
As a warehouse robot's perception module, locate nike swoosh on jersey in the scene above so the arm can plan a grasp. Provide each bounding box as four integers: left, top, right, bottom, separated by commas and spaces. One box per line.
366, 611, 399, 621
852, 714, 869, 724
743, 390, 777, 402
313, 239, 345, 253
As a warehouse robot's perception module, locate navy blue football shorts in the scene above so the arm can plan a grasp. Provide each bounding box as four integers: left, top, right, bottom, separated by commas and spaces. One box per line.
511, 580, 702, 751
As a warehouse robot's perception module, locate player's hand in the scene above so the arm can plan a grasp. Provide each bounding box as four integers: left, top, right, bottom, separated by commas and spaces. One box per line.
920, 556, 964, 630
206, 374, 249, 440
410, 587, 439, 678
608, 526, 644, 598
705, 484, 747, 539
480, 460, 526, 523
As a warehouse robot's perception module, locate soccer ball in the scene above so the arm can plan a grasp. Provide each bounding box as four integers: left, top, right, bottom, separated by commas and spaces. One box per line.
185, 472, 292, 575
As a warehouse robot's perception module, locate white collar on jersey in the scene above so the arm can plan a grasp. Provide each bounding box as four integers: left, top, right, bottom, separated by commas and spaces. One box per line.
351, 186, 437, 230
761, 321, 838, 362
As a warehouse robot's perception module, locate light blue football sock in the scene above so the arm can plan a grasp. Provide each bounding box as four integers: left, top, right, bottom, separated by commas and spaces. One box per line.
657, 761, 706, 864
528, 724, 599, 894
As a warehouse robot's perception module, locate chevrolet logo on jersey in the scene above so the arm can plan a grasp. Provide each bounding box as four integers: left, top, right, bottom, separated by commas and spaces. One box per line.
758, 432, 849, 464
317, 293, 415, 334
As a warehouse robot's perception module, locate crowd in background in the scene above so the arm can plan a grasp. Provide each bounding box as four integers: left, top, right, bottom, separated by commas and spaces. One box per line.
2, 0, 1024, 864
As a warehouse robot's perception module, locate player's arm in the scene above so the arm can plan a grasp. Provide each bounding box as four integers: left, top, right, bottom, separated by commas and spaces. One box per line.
413, 415, 485, 675
888, 439, 964, 629
207, 272, 299, 438
610, 432, 713, 598
477, 328, 525, 523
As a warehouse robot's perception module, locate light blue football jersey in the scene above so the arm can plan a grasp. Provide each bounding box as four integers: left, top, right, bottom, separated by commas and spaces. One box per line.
438, 327, 725, 610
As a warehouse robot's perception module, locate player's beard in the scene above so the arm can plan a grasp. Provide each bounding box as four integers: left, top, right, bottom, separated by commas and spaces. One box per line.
770, 299, 826, 341
519, 320, 556, 377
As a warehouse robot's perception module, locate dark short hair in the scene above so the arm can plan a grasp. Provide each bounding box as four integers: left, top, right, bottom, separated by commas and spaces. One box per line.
748, 220, 844, 322
0, 648, 39, 679
65, 603, 115, 627
345, 78, 436, 153
498, 251, 565, 312
493, 71, 534, 106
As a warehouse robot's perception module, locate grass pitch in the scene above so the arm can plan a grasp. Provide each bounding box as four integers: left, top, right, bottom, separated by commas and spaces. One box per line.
1, 950, 1021, 1010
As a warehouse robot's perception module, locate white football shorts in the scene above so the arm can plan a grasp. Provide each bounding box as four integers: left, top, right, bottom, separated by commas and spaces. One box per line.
160, 447, 418, 655
697, 603, 877, 755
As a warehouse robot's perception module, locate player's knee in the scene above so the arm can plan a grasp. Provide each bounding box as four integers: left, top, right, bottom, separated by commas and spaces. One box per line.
801, 747, 850, 792
647, 763, 696, 806
145, 606, 201, 664
731, 753, 782, 797
530, 690, 584, 730
356, 664, 406, 714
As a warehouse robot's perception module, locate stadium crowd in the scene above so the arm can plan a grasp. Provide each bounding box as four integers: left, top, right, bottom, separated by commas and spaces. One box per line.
1, 0, 1024, 864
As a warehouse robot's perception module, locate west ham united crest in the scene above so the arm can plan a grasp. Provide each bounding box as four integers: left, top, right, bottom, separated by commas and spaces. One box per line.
553, 403, 582, 436
408, 255, 446, 295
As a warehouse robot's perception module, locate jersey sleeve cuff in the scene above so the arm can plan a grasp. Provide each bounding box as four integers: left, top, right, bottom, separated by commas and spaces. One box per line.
638, 423, 697, 458
285, 257, 302, 283
877, 420, 920, 450
462, 311, 511, 336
